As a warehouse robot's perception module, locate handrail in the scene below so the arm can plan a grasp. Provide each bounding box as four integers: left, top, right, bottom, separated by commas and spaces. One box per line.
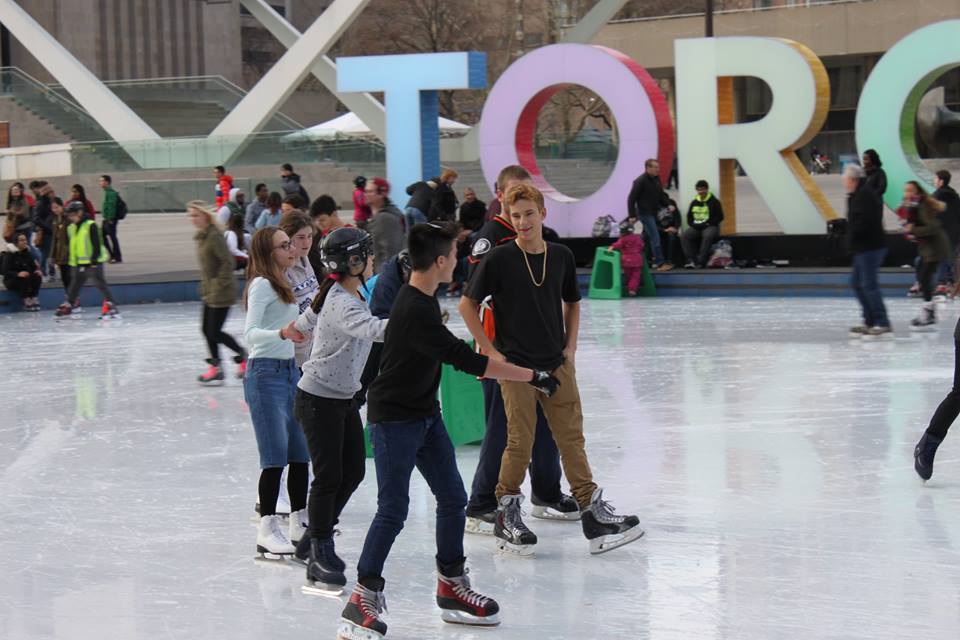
602, 0, 873, 25
0, 66, 92, 118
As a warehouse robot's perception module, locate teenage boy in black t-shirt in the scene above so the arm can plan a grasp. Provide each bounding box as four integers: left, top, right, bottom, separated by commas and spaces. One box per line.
461, 183, 645, 557
339, 222, 560, 640
462, 164, 575, 535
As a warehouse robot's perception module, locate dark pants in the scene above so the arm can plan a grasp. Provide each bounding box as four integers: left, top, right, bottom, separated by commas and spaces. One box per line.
59, 264, 72, 293
917, 260, 940, 302
851, 248, 889, 327
65, 263, 113, 304
638, 214, 664, 266
102, 220, 121, 261
658, 229, 682, 266
356, 413, 467, 581
4, 273, 41, 299
34, 229, 52, 275
927, 323, 960, 440
201, 304, 243, 362
681, 226, 720, 266
467, 378, 562, 514
294, 390, 366, 540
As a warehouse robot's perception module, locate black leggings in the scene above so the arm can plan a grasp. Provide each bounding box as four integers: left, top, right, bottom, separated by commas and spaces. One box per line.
258, 463, 308, 517
917, 260, 940, 302
202, 304, 243, 362
293, 389, 366, 540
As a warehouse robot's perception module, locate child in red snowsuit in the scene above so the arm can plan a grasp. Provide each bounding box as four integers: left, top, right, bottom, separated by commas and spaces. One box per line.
608, 220, 645, 296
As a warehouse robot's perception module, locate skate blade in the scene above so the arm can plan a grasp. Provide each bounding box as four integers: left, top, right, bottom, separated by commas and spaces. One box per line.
301, 582, 344, 598
465, 518, 495, 535
589, 526, 645, 555
909, 326, 937, 333
441, 610, 501, 626
337, 620, 385, 640
532, 505, 581, 521
198, 380, 225, 387
254, 554, 292, 565
495, 539, 535, 558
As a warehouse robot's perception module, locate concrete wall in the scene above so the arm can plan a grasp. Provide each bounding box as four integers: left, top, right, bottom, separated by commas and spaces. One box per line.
593, 0, 960, 72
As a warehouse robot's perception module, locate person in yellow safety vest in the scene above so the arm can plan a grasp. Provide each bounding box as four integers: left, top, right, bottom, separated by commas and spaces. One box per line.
681, 179, 725, 269
55, 201, 119, 319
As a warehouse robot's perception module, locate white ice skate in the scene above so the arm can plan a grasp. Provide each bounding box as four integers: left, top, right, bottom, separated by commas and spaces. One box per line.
256, 514, 295, 562
288, 509, 308, 543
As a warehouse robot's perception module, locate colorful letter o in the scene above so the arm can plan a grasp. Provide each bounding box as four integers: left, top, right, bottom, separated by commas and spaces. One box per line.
479, 44, 674, 236
856, 20, 960, 211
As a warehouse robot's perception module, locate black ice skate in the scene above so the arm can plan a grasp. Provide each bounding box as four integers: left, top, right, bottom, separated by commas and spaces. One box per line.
302, 538, 346, 597
910, 304, 937, 332
464, 507, 496, 536
494, 494, 537, 557
339, 579, 387, 640
914, 432, 943, 482
436, 565, 500, 626
581, 488, 644, 555
531, 492, 581, 521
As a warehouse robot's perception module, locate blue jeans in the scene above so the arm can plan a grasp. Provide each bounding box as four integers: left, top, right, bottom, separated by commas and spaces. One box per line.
638, 214, 664, 266
243, 358, 310, 468
851, 248, 889, 328
467, 378, 561, 514
404, 206, 427, 233
357, 413, 467, 580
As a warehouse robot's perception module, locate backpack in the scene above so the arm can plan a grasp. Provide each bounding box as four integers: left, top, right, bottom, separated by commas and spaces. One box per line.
115, 194, 128, 221
591, 215, 616, 238
706, 239, 733, 269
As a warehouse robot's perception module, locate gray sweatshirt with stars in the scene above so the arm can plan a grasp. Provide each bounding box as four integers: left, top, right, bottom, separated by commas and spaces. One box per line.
296, 282, 388, 400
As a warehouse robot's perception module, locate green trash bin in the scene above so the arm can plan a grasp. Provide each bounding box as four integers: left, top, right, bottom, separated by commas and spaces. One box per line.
363, 362, 486, 458
589, 246, 622, 299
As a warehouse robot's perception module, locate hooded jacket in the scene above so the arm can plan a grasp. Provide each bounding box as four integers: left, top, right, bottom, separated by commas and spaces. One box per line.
195, 223, 236, 308
686, 193, 724, 229
406, 179, 436, 213
218, 188, 244, 226
846, 180, 886, 253
215, 173, 234, 209
281, 173, 310, 203
368, 201, 405, 272
934, 184, 960, 245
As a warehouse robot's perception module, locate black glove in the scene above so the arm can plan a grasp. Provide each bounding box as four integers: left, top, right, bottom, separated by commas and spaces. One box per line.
528, 369, 560, 397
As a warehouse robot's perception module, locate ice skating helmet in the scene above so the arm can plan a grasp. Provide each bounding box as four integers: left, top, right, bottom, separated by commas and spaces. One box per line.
397, 249, 412, 277
321, 227, 373, 275
619, 220, 635, 235
66, 201, 86, 214
353, 176, 367, 189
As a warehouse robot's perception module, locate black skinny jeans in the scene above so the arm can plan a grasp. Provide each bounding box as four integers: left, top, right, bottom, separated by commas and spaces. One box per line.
917, 260, 940, 302
201, 304, 243, 362
293, 389, 366, 540
927, 319, 960, 441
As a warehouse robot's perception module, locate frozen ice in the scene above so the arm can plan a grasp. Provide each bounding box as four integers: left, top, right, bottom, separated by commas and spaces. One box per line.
2, 296, 960, 639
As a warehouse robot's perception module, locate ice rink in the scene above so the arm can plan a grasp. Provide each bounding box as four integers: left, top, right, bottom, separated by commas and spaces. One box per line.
3, 296, 960, 640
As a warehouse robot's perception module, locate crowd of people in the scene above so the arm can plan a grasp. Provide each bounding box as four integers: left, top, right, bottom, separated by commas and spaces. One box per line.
175, 162, 645, 640
1, 176, 124, 317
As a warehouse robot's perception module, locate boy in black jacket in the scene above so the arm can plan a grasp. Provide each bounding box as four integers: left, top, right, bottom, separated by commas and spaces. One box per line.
339, 222, 559, 640
681, 180, 724, 268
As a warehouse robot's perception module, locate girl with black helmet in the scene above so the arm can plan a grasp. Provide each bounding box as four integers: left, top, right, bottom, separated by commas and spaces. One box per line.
292, 226, 388, 596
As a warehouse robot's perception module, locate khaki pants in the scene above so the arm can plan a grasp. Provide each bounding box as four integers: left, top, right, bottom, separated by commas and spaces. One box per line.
496, 360, 597, 509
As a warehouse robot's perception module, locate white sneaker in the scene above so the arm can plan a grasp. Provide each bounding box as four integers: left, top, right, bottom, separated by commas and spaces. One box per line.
256, 515, 295, 559
288, 508, 309, 543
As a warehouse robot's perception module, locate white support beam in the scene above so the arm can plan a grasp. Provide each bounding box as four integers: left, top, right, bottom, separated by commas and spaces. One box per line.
213, 0, 371, 138
453, 0, 630, 161
239, 0, 385, 140
0, 0, 159, 142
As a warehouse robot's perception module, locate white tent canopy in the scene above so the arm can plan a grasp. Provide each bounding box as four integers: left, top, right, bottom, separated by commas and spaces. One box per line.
283, 112, 470, 141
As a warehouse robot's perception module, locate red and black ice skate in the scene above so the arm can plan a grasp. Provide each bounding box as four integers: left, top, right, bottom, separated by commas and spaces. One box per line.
339, 580, 387, 640
436, 569, 500, 626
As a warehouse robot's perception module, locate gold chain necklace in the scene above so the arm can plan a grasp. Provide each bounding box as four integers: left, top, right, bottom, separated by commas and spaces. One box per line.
517, 239, 547, 287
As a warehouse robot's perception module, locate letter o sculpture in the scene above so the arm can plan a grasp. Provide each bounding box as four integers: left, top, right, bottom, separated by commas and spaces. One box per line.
479, 44, 674, 237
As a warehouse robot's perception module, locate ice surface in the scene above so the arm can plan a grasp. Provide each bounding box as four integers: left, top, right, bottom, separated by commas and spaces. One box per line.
2, 296, 960, 639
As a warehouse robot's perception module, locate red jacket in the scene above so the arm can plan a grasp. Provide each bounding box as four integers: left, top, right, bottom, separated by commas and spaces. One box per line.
610, 233, 645, 268
353, 188, 371, 223
215, 175, 233, 209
